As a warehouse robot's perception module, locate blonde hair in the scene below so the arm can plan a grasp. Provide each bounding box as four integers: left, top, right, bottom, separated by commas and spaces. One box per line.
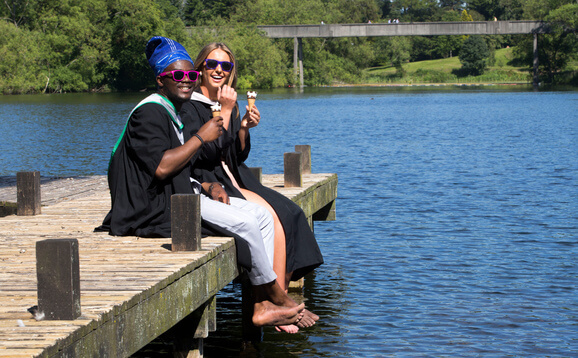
193, 42, 237, 90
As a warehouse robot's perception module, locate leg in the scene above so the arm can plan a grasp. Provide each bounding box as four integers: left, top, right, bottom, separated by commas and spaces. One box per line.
238, 189, 318, 331
199, 195, 306, 328
200, 195, 275, 285
239, 188, 291, 291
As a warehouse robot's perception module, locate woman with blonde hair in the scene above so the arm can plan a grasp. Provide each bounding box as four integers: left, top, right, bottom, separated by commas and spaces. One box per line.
180, 42, 322, 332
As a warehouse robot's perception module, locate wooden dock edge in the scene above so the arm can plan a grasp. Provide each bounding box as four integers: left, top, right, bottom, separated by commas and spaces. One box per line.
39, 238, 238, 357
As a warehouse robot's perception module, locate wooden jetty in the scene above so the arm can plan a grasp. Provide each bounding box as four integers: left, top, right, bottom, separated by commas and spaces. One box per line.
0, 151, 337, 357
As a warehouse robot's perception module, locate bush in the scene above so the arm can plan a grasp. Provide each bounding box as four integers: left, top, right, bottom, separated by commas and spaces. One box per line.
459, 36, 490, 76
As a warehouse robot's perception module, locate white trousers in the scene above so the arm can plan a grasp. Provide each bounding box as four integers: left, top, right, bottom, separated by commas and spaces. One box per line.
199, 195, 276, 286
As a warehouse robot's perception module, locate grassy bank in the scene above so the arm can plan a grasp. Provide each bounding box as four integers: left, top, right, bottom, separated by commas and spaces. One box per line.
360, 47, 535, 85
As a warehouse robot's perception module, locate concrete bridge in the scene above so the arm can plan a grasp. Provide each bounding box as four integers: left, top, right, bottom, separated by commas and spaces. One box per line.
257, 21, 548, 38
186, 21, 549, 86
255, 21, 548, 86
257, 20, 547, 38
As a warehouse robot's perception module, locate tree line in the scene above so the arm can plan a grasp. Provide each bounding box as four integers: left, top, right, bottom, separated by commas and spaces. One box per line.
1, 0, 576, 94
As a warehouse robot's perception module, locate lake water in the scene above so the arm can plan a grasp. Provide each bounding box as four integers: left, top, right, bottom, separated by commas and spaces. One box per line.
1, 86, 576, 357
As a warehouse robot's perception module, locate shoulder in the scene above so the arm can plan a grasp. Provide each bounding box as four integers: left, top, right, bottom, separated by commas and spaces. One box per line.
131, 102, 170, 121
126, 103, 173, 134
132, 102, 168, 116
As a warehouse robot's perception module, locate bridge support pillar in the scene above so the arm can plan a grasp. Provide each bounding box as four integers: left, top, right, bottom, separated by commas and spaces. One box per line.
293, 37, 304, 88
533, 33, 539, 86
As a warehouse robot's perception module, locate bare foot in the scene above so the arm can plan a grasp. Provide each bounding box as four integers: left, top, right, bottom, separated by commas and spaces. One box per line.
253, 301, 305, 327
275, 324, 299, 333
296, 309, 319, 328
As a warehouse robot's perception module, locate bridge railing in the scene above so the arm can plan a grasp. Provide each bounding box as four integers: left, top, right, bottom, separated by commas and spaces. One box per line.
256, 21, 549, 38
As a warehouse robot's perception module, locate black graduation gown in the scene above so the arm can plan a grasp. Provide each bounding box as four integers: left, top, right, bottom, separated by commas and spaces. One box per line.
180, 97, 324, 281
97, 101, 253, 268
100, 103, 194, 237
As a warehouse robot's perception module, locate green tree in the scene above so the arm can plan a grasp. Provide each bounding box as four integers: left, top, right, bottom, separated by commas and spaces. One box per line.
0, 21, 46, 94
459, 35, 490, 75
332, 0, 381, 23
460, 9, 473, 21
24, 0, 112, 92
512, 0, 577, 83
1, 0, 33, 27
377, 0, 393, 19
182, 0, 236, 26
107, 0, 190, 91
439, 0, 463, 11
522, 0, 572, 19
231, 0, 329, 25
467, 0, 523, 20
391, 0, 442, 22
373, 36, 411, 76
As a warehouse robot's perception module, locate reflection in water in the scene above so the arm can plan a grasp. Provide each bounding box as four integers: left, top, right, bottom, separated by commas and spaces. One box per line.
202, 266, 351, 358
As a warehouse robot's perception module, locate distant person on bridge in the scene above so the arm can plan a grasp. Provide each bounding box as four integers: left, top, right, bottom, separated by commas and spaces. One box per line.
98, 36, 307, 329
180, 42, 323, 333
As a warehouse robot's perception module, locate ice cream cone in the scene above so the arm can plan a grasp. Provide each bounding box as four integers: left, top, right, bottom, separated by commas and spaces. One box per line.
247, 91, 257, 111
210, 103, 221, 118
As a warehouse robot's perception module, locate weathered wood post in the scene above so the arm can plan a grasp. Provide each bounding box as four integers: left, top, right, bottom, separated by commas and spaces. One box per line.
295, 145, 311, 174
249, 167, 262, 184
284, 152, 302, 187
241, 273, 262, 345
171, 194, 202, 251
17, 171, 41, 216
36, 239, 81, 320
169, 194, 207, 357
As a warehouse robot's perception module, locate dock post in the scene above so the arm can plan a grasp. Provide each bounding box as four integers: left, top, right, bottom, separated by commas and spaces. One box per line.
170, 296, 216, 357
248, 167, 262, 184
241, 273, 262, 345
207, 295, 217, 332
295, 145, 311, 174
36, 239, 81, 320
17, 171, 41, 216
171, 194, 202, 251
284, 152, 302, 187
171, 316, 204, 357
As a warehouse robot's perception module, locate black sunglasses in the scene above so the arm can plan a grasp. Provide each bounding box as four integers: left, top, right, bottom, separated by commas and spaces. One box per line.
204, 59, 234, 72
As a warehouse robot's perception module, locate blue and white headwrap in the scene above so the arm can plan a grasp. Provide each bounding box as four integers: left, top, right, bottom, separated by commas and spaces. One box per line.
145, 36, 194, 76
